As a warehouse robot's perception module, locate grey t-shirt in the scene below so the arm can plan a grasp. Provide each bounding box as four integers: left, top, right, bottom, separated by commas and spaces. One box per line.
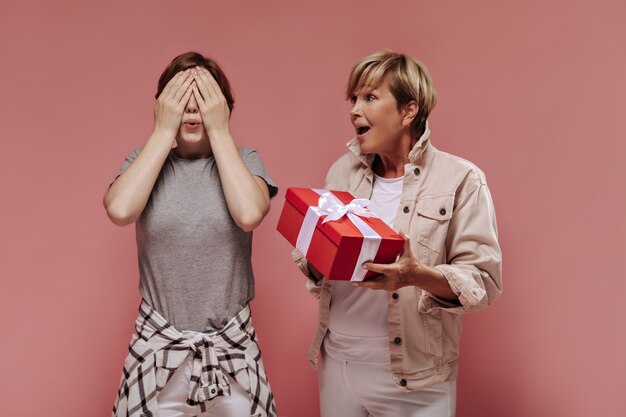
117, 147, 278, 332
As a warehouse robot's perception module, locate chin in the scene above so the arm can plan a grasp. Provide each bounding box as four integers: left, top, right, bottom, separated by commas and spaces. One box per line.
178, 133, 207, 145
358, 141, 377, 155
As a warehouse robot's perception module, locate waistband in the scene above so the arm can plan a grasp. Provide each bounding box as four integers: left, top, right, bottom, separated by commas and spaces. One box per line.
135, 300, 253, 404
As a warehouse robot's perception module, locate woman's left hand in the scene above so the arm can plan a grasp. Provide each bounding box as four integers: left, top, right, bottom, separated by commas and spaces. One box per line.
191, 66, 231, 137
355, 231, 423, 291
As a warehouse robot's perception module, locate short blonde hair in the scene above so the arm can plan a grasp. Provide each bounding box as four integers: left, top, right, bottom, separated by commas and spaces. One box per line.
347, 50, 436, 139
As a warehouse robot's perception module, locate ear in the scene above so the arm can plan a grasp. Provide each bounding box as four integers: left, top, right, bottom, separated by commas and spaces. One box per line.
402, 101, 418, 127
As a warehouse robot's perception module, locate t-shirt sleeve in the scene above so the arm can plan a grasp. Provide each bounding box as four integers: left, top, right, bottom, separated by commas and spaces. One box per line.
116, 147, 141, 179
240, 148, 278, 198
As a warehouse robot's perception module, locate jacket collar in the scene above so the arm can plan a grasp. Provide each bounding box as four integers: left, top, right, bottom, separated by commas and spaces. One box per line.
346, 122, 431, 168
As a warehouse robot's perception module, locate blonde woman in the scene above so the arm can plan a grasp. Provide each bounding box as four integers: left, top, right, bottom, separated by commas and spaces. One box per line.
293, 51, 502, 417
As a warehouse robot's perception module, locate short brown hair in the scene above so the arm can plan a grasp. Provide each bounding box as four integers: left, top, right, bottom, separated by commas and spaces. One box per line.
156, 52, 235, 113
347, 50, 436, 139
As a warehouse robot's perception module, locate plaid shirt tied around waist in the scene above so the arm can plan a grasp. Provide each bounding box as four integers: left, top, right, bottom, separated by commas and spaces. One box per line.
113, 300, 277, 417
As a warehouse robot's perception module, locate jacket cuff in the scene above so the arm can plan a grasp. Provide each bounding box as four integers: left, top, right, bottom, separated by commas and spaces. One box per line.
291, 248, 312, 279
420, 265, 487, 313
434, 264, 487, 308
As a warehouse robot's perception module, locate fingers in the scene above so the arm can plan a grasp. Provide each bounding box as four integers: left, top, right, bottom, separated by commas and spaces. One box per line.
400, 230, 410, 244
174, 72, 195, 104
362, 262, 387, 274
194, 68, 214, 102
399, 230, 414, 257
201, 67, 221, 96
161, 70, 189, 100
193, 66, 223, 101
159, 71, 182, 98
179, 82, 194, 107
190, 82, 205, 108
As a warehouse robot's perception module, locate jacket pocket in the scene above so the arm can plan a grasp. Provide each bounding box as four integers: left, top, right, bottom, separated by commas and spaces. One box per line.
415, 194, 454, 254
420, 301, 444, 363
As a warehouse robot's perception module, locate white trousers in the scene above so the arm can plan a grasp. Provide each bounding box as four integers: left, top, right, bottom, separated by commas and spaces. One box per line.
319, 354, 456, 417
156, 357, 252, 417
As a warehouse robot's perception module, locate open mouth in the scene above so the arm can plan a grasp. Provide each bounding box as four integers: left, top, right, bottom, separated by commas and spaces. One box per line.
356, 126, 371, 135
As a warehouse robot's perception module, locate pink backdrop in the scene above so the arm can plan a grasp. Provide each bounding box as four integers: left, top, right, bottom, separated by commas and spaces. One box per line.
1, 1, 625, 416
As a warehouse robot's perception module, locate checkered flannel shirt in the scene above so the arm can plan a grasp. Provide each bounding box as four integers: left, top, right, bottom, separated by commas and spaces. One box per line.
112, 300, 277, 417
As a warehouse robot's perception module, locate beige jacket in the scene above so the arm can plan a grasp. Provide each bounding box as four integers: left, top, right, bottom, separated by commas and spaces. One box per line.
294, 125, 502, 391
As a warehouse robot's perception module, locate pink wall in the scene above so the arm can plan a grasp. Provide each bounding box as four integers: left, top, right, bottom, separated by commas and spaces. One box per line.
1, 1, 625, 416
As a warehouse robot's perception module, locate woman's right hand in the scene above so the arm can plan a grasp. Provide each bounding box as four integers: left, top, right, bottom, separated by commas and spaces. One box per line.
104, 70, 194, 226
153, 70, 194, 136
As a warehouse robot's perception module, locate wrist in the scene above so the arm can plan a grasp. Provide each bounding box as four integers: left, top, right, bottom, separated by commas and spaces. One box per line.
151, 126, 178, 142
405, 263, 424, 288
206, 126, 232, 142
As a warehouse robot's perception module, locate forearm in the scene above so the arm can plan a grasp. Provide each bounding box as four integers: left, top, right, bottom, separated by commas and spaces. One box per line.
209, 130, 270, 231
103, 129, 174, 226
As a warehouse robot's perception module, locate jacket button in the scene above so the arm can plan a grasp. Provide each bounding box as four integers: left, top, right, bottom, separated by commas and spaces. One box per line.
403, 206, 410, 213
439, 208, 446, 215
400, 378, 407, 387
392, 292, 399, 300
394, 336, 402, 345
413, 167, 421, 176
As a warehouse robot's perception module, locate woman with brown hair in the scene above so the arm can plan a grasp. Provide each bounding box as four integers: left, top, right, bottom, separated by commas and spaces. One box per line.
104, 52, 278, 417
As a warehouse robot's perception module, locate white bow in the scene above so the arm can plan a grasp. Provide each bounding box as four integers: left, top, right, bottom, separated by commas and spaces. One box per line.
316, 192, 375, 224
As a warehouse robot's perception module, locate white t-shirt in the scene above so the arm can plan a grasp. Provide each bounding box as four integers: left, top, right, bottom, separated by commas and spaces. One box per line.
324, 173, 404, 363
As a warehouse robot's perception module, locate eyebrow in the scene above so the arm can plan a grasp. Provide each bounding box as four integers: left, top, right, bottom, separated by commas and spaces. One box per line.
356, 84, 378, 93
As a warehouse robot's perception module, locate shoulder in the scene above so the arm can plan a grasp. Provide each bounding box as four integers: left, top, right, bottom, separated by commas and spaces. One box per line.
420, 146, 490, 201
428, 146, 487, 185
238, 147, 256, 157
238, 147, 273, 171
327, 151, 362, 178
238, 147, 269, 163
325, 151, 363, 189
237, 147, 265, 166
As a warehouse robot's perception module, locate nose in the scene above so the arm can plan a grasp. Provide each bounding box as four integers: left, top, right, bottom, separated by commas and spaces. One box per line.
350, 100, 362, 121
185, 93, 199, 113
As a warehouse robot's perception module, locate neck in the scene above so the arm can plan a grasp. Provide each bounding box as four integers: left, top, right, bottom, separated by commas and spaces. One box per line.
373, 154, 407, 178
174, 140, 213, 159
373, 134, 413, 178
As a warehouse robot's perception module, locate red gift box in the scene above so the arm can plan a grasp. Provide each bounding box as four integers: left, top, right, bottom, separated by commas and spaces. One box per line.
277, 188, 404, 281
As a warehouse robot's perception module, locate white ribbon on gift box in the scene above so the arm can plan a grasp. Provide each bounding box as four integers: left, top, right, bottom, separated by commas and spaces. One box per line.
295, 189, 382, 282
